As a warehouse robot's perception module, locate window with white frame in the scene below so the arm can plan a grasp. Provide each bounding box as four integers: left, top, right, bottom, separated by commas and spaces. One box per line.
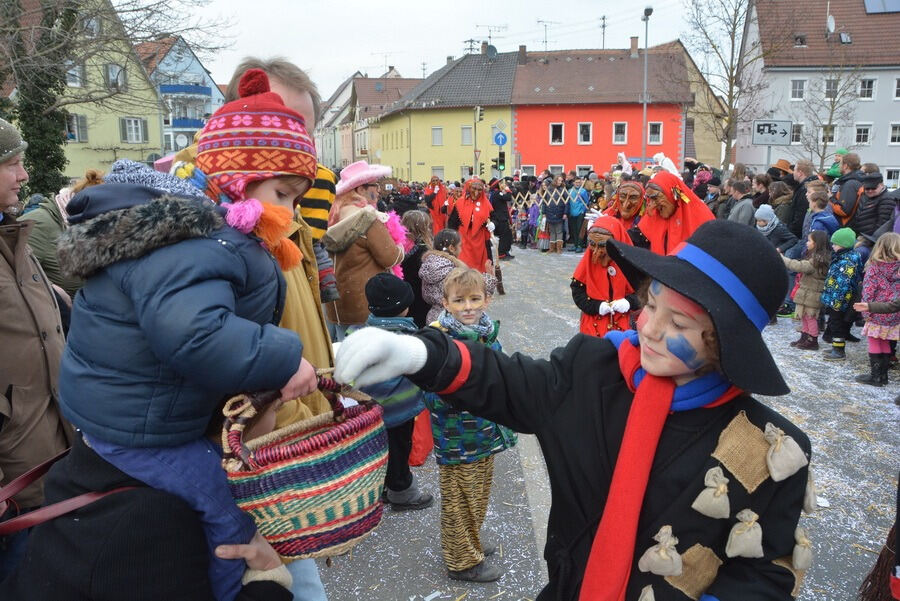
891, 123, 900, 144
65, 62, 84, 87
825, 79, 838, 99
550, 123, 564, 145
648, 122, 662, 145
120, 117, 148, 143
164, 133, 173, 152
858, 79, 875, 99
613, 122, 627, 144
790, 79, 805, 100
460, 165, 472, 180
885, 168, 899, 189
821, 125, 835, 144
548, 164, 564, 175
460, 126, 473, 146
431, 166, 444, 180
65, 114, 87, 142
577, 122, 592, 144
791, 123, 803, 144
431, 127, 443, 146
855, 124, 872, 145
82, 16, 100, 38
521, 165, 536, 176
575, 165, 593, 177
895, 78, 900, 99
106, 64, 127, 91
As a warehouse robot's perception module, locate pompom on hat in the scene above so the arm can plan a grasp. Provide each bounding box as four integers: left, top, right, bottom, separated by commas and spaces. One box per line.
335, 160, 392, 196
195, 68, 317, 202
608, 219, 791, 396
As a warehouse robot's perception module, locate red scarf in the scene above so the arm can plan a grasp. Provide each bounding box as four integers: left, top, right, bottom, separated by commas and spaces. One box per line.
572, 216, 633, 335
578, 337, 742, 601
637, 172, 714, 255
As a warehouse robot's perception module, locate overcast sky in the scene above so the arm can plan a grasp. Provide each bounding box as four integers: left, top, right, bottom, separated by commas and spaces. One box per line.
203, 0, 690, 101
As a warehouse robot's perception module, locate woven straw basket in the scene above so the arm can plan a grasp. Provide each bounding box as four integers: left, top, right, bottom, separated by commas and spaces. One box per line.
222, 370, 388, 560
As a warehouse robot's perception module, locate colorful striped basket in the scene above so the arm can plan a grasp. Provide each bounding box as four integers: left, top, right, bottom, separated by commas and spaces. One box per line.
221, 371, 388, 560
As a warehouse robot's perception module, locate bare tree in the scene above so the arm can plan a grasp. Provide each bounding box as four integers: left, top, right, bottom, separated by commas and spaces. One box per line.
681, 0, 790, 172
789, 56, 862, 171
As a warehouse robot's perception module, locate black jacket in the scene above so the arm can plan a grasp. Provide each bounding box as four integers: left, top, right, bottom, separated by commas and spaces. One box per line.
788, 175, 818, 238
411, 329, 810, 601
832, 170, 865, 229
762, 222, 799, 253
0, 436, 291, 601
401, 242, 430, 328
853, 189, 894, 237
490, 190, 513, 223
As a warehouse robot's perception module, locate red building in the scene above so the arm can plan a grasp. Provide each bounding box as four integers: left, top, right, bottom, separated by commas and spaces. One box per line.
510, 42, 694, 177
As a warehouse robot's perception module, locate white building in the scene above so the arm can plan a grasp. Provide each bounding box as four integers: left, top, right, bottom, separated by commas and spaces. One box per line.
737, 0, 900, 187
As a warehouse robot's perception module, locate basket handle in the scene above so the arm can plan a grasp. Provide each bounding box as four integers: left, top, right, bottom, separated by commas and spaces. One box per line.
221, 370, 373, 471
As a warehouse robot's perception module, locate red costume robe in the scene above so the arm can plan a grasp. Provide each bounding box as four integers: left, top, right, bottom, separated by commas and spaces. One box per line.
425, 182, 448, 234
451, 179, 493, 272
637, 172, 714, 255
572, 216, 634, 336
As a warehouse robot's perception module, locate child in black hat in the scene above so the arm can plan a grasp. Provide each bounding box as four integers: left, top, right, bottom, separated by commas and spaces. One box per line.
358, 272, 433, 512
335, 220, 813, 601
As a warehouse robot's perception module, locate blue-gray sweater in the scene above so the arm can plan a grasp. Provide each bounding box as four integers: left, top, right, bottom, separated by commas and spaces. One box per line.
56, 184, 303, 447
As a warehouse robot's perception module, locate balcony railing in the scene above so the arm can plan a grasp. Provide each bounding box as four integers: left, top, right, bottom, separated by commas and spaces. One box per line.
160, 84, 212, 96
171, 117, 205, 128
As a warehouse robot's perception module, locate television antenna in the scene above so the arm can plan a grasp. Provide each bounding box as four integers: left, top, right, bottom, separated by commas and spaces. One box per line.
477, 24, 508, 44
537, 20, 560, 51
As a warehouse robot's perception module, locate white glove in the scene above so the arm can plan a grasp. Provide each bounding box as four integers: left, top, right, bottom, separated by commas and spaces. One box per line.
486, 221, 496, 233
334, 327, 428, 387
598, 301, 612, 316
611, 298, 631, 313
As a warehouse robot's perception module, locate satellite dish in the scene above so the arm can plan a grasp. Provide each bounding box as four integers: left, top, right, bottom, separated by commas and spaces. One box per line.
175, 134, 189, 148
486, 44, 498, 60
826, 15, 835, 33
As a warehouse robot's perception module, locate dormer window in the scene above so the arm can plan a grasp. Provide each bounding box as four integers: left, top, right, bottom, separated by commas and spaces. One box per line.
839, 32, 852, 44
794, 35, 807, 47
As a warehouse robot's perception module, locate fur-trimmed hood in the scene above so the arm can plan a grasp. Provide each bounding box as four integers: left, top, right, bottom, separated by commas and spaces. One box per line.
58, 195, 224, 278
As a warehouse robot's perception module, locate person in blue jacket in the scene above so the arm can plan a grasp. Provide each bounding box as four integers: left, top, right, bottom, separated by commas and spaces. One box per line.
567, 177, 590, 252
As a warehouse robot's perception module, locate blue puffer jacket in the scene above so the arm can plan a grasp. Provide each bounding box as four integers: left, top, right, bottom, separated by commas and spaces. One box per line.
56, 184, 303, 447
820, 247, 864, 311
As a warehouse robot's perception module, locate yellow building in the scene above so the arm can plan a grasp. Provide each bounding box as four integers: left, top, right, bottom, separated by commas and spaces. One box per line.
61, 37, 164, 179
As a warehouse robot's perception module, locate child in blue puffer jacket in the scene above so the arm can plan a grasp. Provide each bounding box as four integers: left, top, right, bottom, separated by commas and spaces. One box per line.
821, 227, 865, 360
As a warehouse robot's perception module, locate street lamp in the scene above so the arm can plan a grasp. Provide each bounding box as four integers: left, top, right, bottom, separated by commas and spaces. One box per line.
641, 6, 653, 169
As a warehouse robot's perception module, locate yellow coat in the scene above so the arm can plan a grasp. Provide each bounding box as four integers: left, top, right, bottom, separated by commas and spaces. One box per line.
275, 214, 335, 428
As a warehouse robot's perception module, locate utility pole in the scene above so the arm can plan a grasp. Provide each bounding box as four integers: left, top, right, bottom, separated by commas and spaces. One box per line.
537, 20, 559, 52
641, 7, 653, 168
476, 24, 508, 44
462, 38, 478, 54
600, 15, 607, 49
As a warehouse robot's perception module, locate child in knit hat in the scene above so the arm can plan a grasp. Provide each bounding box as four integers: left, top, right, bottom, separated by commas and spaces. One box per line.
821, 227, 865, 360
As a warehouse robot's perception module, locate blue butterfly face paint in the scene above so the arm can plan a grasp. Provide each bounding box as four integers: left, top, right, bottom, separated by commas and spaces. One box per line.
666, 334, 706, 370
650, 279, 663, 296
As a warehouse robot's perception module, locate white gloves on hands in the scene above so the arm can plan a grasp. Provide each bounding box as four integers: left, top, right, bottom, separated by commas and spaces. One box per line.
333, 327, 428, 388
598, 302, 612, 316
486, 221, 496, 233
611, 298, 631, 313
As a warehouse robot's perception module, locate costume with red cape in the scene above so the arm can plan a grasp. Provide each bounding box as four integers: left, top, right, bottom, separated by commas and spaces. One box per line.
424, 181, 449, 234
450, 179, 493, 272
604, 181, 645, 231
637, 172, 714, 255
572, 216, 634, 336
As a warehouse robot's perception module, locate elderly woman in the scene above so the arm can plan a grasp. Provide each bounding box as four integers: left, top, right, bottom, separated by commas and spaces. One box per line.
323, 161, 405, 339
632, 172, 715, 255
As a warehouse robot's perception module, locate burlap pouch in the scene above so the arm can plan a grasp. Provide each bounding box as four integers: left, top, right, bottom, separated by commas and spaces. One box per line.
726, 509, 764, 558
764, 423, 808, 482
792, 526, 813, 570
691, 466, 731, 519
638, 525, 683, 576
803, 469, 817, 514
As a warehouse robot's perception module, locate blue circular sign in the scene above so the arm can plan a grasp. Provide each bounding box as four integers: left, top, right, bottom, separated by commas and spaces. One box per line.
493, 132, 507, 146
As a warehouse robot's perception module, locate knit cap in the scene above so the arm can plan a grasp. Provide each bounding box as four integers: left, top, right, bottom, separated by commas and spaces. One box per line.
195, 69, 317, 202
754, 204, 776, 223
0, 117, 27, 164
365, 273, 414, 317
105, 159, 208, 199
831, 227, 856, 249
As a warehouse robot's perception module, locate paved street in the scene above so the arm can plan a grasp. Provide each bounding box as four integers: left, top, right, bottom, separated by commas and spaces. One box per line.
319, 245, 899, 601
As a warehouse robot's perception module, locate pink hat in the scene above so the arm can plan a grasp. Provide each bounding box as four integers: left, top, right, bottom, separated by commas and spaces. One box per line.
335, 160, 392, 196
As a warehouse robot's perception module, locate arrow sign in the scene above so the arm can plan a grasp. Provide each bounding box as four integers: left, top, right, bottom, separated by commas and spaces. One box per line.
751, 119, 793, 146
494, 131, 508, 146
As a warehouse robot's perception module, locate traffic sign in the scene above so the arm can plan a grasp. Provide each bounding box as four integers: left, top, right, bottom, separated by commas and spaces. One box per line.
474, 149, 481, 160
493, 132, 508, 146
751, 120, 792, 146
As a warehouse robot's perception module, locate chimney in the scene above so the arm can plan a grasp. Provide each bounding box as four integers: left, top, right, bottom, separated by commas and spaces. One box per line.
630, 36, 639, 58
518, 45, 527, 65
447, 55, 454, 64
481, 41, 489, 54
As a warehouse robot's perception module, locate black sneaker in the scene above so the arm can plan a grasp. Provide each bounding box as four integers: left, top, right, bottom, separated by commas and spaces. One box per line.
776, 303, 794, 317
448, 560, 502, 582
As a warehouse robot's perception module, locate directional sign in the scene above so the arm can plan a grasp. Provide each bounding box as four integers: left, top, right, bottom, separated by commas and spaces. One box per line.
752, 120, 792, 146
474, 149, 481, 161
493, 131, 508, 146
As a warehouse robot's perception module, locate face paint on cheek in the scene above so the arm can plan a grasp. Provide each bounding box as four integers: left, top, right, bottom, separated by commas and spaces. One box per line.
636, 310, 649, 330
665, 334, 706, 370
650, 279, 663, 296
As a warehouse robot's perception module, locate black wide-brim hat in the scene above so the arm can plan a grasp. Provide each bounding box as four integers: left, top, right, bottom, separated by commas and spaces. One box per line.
608, 220, 790, 396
